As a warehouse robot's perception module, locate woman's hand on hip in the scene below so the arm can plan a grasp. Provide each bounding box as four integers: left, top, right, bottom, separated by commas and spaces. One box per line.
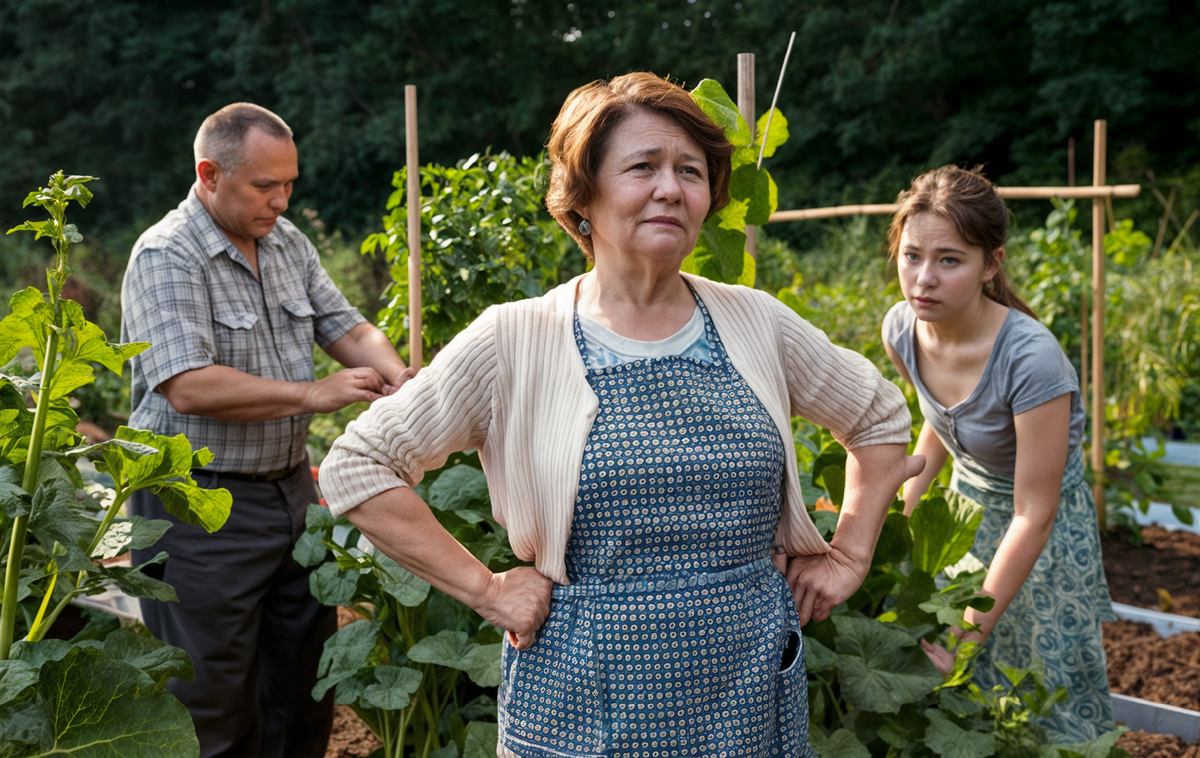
479, 567, 554, 650
785, 546, 868, 626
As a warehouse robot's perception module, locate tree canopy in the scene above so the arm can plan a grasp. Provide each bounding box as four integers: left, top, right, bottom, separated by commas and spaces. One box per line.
1, 0, 1196, 237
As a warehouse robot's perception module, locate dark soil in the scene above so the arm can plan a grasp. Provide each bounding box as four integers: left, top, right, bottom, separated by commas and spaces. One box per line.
325, 705, 381, 758
1117, 730, 1200, 758
325, 607, 383, 758
1102, 526, 1200, 618
1104, 620, 1200, 711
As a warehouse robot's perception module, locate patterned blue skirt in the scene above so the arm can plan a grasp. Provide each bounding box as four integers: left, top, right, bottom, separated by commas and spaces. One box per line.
951, 449, 1116, 741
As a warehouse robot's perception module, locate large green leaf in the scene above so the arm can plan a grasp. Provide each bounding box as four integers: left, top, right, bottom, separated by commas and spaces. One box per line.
1049, 728, 1129, 758
309, 562, 360, 607
98, 552, 179, 602
803, 635, 837, 673
683, 201, 748, 284
10, 639, 74, 669
892, 569, 938, 627
292, 530, 329, 567
0, 660, 38, 706
28, 479, 99, 572
754, 109, 790, 160
428, 465, 489, 514
871, 512, 913, 568
359, 665, 424, 710
27, 645, 199, 757
408, 630, 499, 686
834, 616, 943, 713
95, 427, 230, 533
91, 517, 172, 560
314, 621, 381, 700
923, 709, 995, 758
810, 727, 871, 758
0, 700, 54, 746
910, 493, 984, 575
689, 79, 751, 147
376, 554, 432, 607
464, 720, 500, 758
0, 288, 52, 366
102, 627, 194, 692
59, 299, 148, 376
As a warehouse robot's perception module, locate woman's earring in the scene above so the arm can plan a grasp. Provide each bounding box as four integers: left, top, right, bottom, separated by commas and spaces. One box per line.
578, 219, 591, 235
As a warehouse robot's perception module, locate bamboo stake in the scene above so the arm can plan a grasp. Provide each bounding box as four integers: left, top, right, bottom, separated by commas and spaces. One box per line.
1081, 287, 1088, 424
767, 185, 1141, 223
1091, 120, 1107, 526
405, 84, 423, 370
737, 53, 756, 258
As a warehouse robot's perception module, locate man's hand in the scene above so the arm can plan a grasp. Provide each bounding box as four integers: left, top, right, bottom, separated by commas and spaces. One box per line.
477, 567, 554, 650
303, 367, 389, 413
784, 546, 869, 626
381, 367, 418, 396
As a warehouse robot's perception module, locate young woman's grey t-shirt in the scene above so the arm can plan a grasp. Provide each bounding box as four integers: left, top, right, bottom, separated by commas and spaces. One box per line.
882, 301, 1085, 478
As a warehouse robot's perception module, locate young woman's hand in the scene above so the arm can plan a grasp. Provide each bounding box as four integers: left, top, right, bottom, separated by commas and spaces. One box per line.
920, 638, 955, 676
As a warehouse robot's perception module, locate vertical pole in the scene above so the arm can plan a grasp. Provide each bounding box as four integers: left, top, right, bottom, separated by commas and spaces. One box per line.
1080, 288, 1088, 425
1091, 120, 1107, 526
1067, 137, 1075, 187
737, 53, 756, 258
405, 84, 423, 370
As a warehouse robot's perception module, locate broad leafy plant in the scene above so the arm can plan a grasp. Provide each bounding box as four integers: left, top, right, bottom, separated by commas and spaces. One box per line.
362, 152, 582, 361
686, 78, 786, 287
0, 173, 231, 756
299, 454, 506, 758
792, 423, 1126, 757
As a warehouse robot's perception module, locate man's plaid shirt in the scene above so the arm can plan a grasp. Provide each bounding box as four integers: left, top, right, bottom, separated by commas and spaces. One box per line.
120, 189, 365, 473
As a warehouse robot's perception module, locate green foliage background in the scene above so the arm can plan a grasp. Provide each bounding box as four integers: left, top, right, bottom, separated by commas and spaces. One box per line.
1, 0, 1198, 241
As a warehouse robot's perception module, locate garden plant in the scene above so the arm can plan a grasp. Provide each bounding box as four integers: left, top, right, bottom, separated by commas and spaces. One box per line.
0, 173, 232, 757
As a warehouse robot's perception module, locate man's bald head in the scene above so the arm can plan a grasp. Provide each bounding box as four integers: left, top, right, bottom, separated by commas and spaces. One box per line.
194, 102, 293, 173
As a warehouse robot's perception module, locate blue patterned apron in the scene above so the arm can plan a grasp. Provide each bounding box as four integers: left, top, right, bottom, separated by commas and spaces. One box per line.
497, 293, 812, 758
951, 448, 1116, 741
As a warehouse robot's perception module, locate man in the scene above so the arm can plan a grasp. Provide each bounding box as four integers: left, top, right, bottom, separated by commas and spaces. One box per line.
121, 102, 413, 758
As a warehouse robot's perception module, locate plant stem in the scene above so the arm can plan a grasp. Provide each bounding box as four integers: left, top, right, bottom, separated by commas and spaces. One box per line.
0, 329, 59, 660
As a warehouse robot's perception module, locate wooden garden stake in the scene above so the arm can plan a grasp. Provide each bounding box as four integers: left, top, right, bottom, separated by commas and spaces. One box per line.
1091, 120, 1107, 525
737, 53, 756, 257
405, 84, 423, 370
1081, 288, 1088, 421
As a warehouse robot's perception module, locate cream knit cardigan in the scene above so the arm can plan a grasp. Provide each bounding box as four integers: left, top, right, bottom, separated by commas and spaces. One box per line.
320, 273, 911, 585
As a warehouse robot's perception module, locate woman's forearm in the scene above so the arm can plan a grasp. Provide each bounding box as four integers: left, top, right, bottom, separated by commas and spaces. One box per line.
833, 442, 919, 566
961, 509, 1056, 640
345, 486, 554, 648
903, 424, 948, 515
347, 487, 495, 608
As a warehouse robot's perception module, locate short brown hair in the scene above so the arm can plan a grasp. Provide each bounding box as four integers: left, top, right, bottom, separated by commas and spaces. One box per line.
545, 72, 734, 260
194, 102, 293, 172
888, 165, 1036, 319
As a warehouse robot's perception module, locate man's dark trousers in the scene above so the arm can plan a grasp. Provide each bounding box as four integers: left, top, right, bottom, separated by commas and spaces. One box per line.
131, 464, 335, 758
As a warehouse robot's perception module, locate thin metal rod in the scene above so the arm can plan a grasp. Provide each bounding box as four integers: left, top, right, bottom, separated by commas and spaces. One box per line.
405, 84, 423, 370
757, 32, 796, 171
737, 53, 756, 259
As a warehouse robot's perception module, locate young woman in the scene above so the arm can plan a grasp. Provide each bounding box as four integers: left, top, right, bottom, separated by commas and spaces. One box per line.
882, 166, 1115, 741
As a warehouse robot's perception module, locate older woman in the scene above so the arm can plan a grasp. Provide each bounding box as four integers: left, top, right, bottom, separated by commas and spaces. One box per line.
320, 73, 920, 758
